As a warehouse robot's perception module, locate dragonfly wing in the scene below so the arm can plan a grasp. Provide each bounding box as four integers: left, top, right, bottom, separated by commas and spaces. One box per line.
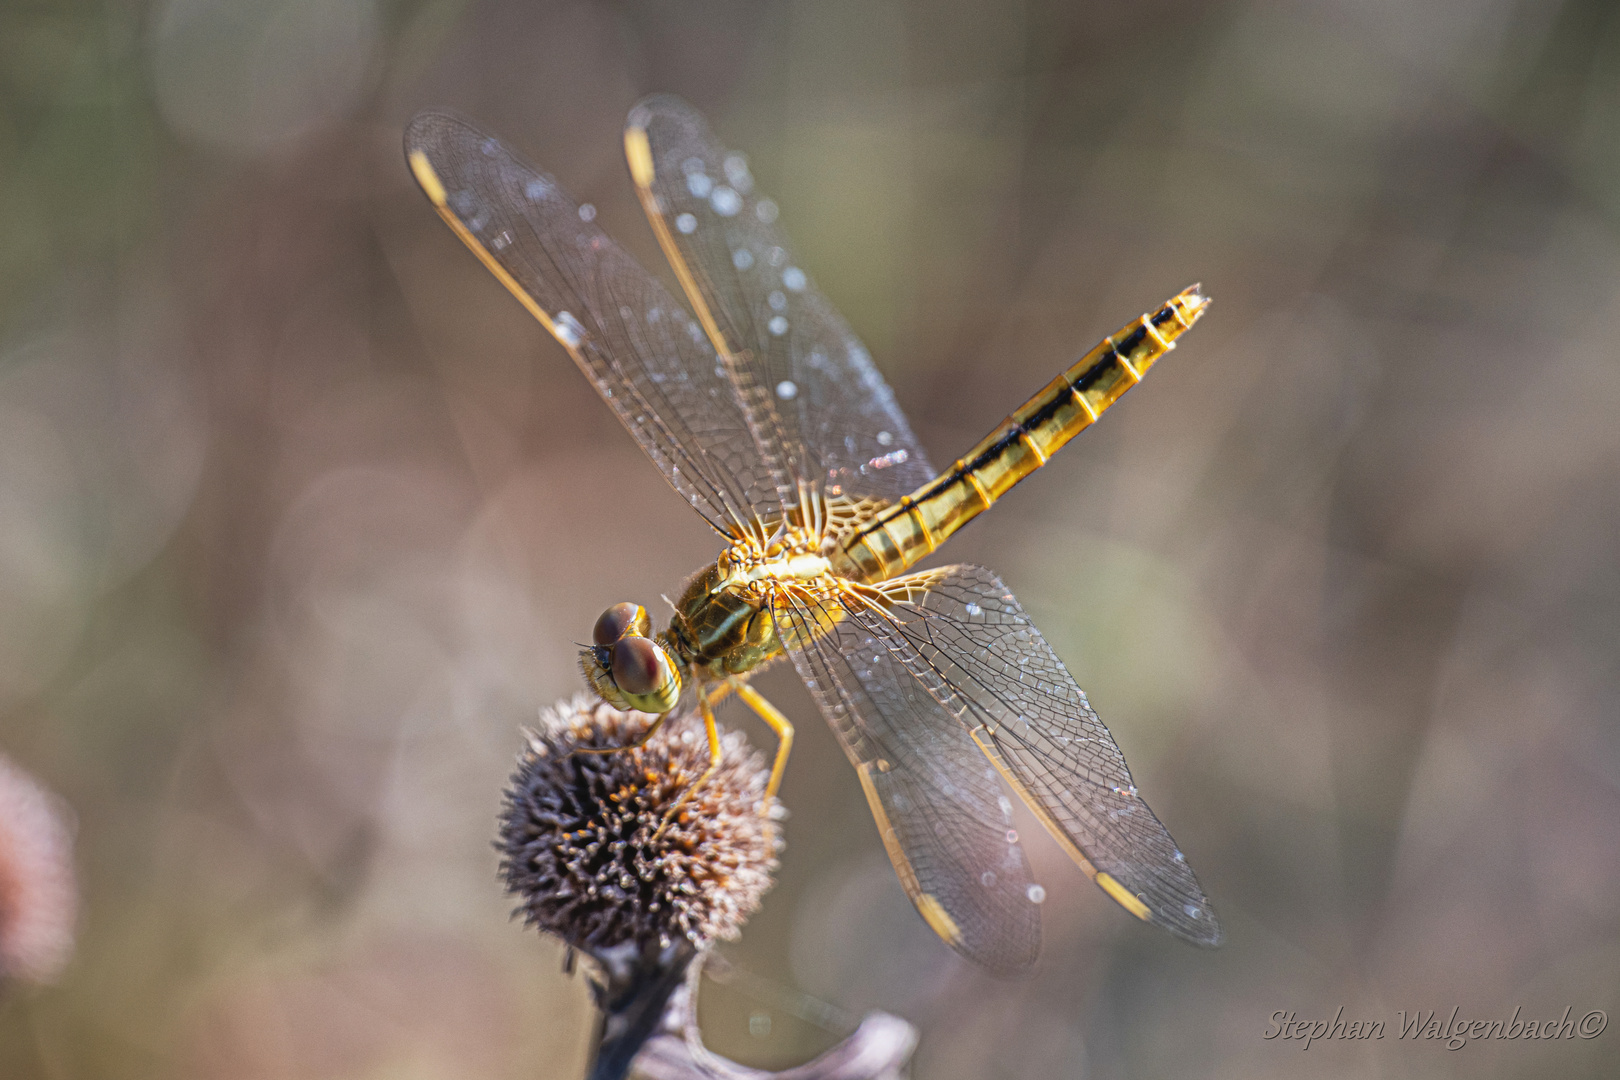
625, 96, 936, 525
788, 566, 1221, 947
774, 590, 1040, 973
405, 111, 773, 537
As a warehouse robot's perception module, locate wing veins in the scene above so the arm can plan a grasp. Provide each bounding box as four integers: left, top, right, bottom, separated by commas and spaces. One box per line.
406, 111, 782, 535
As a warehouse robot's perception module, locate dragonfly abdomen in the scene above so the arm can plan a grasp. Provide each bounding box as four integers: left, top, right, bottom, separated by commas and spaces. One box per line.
836, 286, 1210, 582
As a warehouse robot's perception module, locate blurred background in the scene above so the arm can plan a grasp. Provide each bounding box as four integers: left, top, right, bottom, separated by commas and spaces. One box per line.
3, 0, 1619, 1076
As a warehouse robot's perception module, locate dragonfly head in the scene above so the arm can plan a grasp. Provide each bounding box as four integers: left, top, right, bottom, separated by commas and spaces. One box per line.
580, 602, 682, 714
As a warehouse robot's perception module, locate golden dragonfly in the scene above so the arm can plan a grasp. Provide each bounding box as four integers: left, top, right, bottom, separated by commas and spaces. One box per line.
406, 97, 1220, 971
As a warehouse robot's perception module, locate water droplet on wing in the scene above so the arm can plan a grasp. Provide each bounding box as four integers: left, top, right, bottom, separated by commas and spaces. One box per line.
554, 311, 585, 348
724, 153, 752, 191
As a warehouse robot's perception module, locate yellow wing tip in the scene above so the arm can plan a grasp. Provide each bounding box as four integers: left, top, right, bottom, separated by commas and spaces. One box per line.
624, 127, 656, 189
916, 893, 964, 946
854, 763, 963, 949
408, 150, 447, 206
1095, 872, 1153, 922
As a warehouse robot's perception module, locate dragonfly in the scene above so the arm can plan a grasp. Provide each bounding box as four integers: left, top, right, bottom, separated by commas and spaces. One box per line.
406, 97, 1221, 972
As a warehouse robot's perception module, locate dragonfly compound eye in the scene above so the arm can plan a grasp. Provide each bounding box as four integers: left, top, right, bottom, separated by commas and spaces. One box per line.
593, 602, 650, 646
610, 636, 681, 713
611, 636, 663, 695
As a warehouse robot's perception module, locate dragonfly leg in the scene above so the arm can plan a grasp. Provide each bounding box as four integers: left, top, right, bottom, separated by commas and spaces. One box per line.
573, 708, 673, 756
704, 681, 737, 709
733, 681, 793, 805
654, 689, 725, 837
575, 682, 733, 758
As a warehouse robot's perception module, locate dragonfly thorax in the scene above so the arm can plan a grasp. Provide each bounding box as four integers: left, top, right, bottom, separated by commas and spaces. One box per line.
579, 535, 835, 717
668, 536, 833, 680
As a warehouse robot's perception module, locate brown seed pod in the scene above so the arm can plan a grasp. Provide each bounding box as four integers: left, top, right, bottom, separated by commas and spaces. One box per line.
498, 693, 781, 954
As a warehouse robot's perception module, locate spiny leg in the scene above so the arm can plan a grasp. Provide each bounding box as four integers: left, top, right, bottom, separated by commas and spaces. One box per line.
704, 681, 737, 709
573, 708, 673, 757
733, 681, 794, 805
573, 682, 734, 759
655, 690, 725, 837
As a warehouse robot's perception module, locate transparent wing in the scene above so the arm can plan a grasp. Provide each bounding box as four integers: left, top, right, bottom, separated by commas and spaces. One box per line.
773, 590, 1040, 974
625, 96, 936, 526
781, 566, 1221, 947
405, 111, 777, 537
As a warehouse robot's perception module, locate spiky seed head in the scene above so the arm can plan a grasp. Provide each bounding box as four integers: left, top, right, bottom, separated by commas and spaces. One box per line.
498, 693, 781, 954
0, 754, 76, 985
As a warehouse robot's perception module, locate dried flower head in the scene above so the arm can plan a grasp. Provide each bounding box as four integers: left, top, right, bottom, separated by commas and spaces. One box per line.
0, 753, 76, 985
498, 693, 781, 954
